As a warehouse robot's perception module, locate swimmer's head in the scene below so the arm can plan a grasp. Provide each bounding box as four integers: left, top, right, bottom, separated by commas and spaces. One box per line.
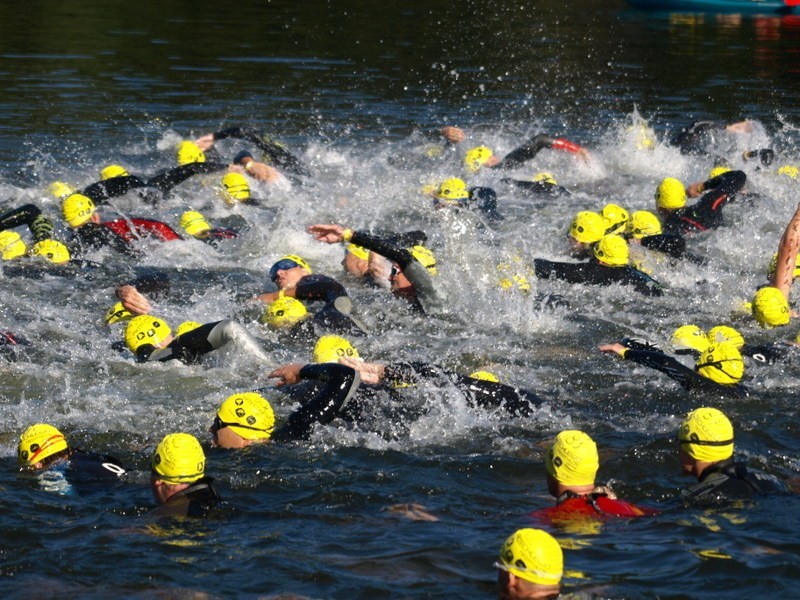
671, 324, 709, 355
568, 211, 606, 245
179, 211, 212, 236
174, 321, 202, 338
214, 392, 275, 442
706, 325, 744, 350
532, 172, 557, 185
220, 172, 251, 204
496, 528, 563, 587
48, 181, 76, 200
469, 370, 500, 383
260, 296, 309, 329
464, 146, 494, 173
100, 164, 129, 180
602, 203, 630, 235
176, 141, 206, 166
708, 166, 731, 180
628, 210, 662, 239
409, 244, 437, 276
151, 433, 205, 484
125, 315, 172, 353
435, 177, 469, 201
679, 407, 733, 462
593, 234, 629, 267
313, 334, 359, 364
18, 423, 69, 468
104, 301, 134, 325
30, 239, 71, 264
695, 342, 744, 385
655, 177, 687, 210
752, 286, 790, 328
62, 193, 97, 228
545, 430, 599, 487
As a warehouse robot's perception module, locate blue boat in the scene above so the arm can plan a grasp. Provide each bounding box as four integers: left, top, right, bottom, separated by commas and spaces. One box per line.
626, 0, 799, 14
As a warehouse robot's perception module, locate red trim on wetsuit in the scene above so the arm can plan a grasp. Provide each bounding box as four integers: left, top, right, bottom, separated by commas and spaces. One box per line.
103, 218, 183, 242
551, 138, 583, 154
531, 495, 657, 521
680, 216, 707, 232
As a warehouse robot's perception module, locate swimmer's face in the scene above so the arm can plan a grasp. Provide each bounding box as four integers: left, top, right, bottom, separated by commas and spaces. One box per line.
274, 266, 308, 290
209, 419, 249, 449
389, 264, 413, 294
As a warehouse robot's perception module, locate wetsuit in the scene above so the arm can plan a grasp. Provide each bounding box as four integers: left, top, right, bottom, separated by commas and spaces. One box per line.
741, 343, 795, 365
148, 477, 221, 518
501, 178, 571, 198
682, 459, 787, 504
531, 489, 657, 523
441, 187, 504, 220
616, 348, 748, 399
134, 320, 260, 364
31, 449, 126, 496
214, 126, 310, 177
491, 134, 586, 171
282, 274, 366, 338
532, 259, 664, 297
672, 121, 730, 155
0, 330, 30, 362
348, 230, 445, 314
0, 203, 56, 243
82, 162, 229, 206
662, 170, 747, 235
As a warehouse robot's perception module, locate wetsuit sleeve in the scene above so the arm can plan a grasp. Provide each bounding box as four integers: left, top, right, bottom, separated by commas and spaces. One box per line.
501, 178, 570, 197
672, 121, 726, 155
145, 162, 229, 194
148, 320, 254, 364
0, 204, 55, 242
75, 223, 139, 257
214, 127, 310, 176
81, 175, 148, 204
741, 343, 791, 365
533, 259, 663, 296
640, 234, 687, 259
494, 134, 584, 170
272, 364, 360, 442
450, 375, 544, 416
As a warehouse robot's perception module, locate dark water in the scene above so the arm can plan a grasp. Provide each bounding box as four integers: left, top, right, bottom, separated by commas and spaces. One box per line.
1, 1, 800, 598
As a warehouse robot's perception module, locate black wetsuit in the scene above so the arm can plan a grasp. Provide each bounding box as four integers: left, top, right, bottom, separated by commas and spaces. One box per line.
491, 134, 585, 170
618, 348, 748, 399
277, 274, 366, 339
214, 126, 310, 177
501, 178, 571, 198
0, 330, 30, 362
0, 203, 56, 243
741, 343, 795, 365
682, 459, 787, 504
533, 259, 664, 297
672, 121, 730, 155
436, 187, 504, 220
30, 449, 126, 496
148, 477, 221, 518
82, 162, 229, 206
134, 320, 258, 364
662, 171, 747, 235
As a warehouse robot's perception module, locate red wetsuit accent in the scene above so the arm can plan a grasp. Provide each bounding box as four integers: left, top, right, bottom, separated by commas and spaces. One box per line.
550, 138, 583, 154
531, 494, 658, 523
103, 218, 183, 242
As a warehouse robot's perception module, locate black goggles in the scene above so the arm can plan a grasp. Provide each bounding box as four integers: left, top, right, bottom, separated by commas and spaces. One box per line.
695, 358, 741, 380
679, 438, 734, 446
212, 415, 270, 433
269, 259, 301, 282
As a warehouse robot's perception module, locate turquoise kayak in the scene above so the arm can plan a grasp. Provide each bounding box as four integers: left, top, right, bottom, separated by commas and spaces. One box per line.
626, 0, 799, 13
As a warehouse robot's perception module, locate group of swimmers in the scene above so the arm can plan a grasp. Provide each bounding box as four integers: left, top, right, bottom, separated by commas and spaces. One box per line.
4, 118, 799, 598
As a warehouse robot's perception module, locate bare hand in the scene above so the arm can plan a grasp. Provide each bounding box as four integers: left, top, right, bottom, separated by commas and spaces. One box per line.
307, 223, 346, 244
598, 343, 626, 356
246, 162, 283, 183
116, 285, 151, 315
440, 126, 465, 143
194, 134, 215, 152
686, 182, 704, 198
575, 147, 591, 163
268, 363, 304, 386
726, 120, 753, 134
341, 357, 384, 384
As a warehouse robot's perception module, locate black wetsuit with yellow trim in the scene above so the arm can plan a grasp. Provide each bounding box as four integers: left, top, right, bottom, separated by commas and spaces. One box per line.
662, 170, 747, 236
682, 459, 787, 504
533, 258, 664, 297
617, 348, 748, 399
0, 203, 56, 243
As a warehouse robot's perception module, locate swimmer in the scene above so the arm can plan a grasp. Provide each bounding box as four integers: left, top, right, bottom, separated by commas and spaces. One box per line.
496, 528, 563, 600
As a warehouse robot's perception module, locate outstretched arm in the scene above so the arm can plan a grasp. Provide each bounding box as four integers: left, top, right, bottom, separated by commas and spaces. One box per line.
771, 201, 800, 298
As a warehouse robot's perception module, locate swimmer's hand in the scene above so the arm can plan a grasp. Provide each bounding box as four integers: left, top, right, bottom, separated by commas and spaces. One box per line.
440, 126, 465, 143
307, 223, 346, 244
116, 285, 151, 315
598, 343, 627, 357
340, 357, 383, 384
194, 133, 215, 152
268, 363, 303, 386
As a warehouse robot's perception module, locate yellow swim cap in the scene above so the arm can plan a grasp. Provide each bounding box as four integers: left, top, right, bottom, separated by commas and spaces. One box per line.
545, 430, 599, 486
313, 334, 359, 364
125, 315, 172, 353
655, 177, 687, 210
708, 166, 731, 179
409, 244, 437, 276
707, 325, 744, 350
0, 231, 27, 260
18, 423, 69, 467
679, 407, 734, 462
30, 239, 70, 264
260, 296, 309, 329
777, 165, 799, 179
633, 124, 656, 150
497, 528, 563, 586
216, 392, 275, 441
151, 433, 205, 484
671, 324, 709, 354
469, 370, 500, 383
696, 342, 744, 385
62, 193, 97, 228
628, 210, 662, 239
602, 203, 630, 235
532, 172, 557, 185
464, 146, 493, 173
346, 243, 370, 261
435, 177, 469, 201
48, 181, 76, 200
593, 234, 629, 267
176, 141, 206, 166
752, 286, 790, 328
175, 321, 202, 337
105, 301, 133, 325
569, 211, 606, 244
100, 164, 129, 180
179, 210, 211, 236
220, 172, 251, 204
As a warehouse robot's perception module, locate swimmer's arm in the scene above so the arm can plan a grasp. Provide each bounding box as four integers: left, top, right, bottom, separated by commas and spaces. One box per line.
116, 285, 152, 315
254, 287, 296, 304
771, 201, 800, 296
599, 343, 628, 357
